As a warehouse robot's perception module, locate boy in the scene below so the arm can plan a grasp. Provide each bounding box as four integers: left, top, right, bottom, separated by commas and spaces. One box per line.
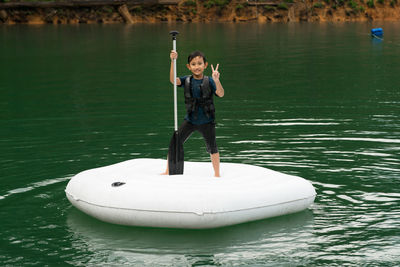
163, 50, 225, 177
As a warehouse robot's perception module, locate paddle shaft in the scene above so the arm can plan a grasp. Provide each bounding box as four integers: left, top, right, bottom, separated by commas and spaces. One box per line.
172, 34, 178, 131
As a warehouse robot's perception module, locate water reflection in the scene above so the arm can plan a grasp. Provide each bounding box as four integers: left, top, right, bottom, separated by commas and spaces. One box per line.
67, 209, 314, 265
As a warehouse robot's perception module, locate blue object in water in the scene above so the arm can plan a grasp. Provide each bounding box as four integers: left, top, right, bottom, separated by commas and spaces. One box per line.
371, 28, 383, 38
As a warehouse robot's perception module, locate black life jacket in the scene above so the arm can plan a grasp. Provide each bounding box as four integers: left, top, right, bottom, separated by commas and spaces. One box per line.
184, 76, 215, 119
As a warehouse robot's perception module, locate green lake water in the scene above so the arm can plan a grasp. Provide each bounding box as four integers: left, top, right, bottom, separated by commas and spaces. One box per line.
1, 22, 399, 266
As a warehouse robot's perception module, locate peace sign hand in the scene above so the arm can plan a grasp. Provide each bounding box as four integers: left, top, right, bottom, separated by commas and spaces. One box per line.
211, 64, 220, 81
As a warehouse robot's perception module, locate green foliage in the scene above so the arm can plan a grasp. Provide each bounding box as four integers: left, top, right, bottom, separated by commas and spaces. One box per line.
277, 2, 288, 9
216, 0, 231, 7
367, 0, 375, 7
102, 7, 113, 13
191, 8, 197, 14
183, 0, 197, 6
359, 5, 365, 11
203, 0, 230, 8
390, 0, 397, 6
323, 0, 330, 4
264, 5, 277, 11
377, 0, 384, 4
347, 0, 358, 9
337, 0, 345, 6
284, 0, 294, 3
236, 4, 244, 11
313, 2, 324, 8
332, 3, 337, 8
204, 0, 215, 8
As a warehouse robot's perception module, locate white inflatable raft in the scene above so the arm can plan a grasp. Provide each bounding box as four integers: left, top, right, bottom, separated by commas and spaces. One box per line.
65, 158, 316, 229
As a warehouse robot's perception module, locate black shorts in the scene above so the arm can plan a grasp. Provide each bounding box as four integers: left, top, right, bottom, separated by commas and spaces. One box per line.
178, 120, 218, 154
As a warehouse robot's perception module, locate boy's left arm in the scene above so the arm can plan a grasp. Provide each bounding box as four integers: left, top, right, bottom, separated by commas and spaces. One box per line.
212, 64, 224, 97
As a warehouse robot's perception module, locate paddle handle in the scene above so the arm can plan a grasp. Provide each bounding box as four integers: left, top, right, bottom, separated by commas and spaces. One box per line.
170, 31, 179, 131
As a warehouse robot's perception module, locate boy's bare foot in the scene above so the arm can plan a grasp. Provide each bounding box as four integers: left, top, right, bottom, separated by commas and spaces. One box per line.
211, 153, 220, 178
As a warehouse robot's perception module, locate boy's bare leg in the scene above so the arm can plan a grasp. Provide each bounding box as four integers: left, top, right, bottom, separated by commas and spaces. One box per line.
211, 152, 220, 177
164, 154, 220, 176
161, 157, 169, 175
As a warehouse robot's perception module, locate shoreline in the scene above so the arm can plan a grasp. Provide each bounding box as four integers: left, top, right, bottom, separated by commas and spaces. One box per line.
0, 0, 399, 24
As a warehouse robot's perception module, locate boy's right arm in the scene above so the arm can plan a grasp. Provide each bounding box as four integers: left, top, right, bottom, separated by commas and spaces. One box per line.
170, 50, 182, 86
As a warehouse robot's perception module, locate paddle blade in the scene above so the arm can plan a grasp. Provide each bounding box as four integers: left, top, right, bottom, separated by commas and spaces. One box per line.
168, 131, 184, 175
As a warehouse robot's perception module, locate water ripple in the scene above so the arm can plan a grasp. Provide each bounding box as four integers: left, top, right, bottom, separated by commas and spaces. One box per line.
282, 137, 400, 144
0, 176, 71, 201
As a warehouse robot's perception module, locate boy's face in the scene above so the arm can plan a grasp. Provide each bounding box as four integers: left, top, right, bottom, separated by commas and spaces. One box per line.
186, 56, 208, 78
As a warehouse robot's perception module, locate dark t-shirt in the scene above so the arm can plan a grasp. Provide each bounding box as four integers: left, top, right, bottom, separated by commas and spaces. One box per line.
178, 75, 217, 125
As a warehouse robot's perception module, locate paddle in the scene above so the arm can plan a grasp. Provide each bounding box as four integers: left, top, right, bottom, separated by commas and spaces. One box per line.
168, 30, 184, 175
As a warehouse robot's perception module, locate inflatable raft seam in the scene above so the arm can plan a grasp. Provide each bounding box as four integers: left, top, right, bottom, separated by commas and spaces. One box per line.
66, 191, 316, 216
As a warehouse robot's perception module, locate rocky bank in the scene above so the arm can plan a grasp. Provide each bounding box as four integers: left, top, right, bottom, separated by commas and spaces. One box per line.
0, 0, 399, 24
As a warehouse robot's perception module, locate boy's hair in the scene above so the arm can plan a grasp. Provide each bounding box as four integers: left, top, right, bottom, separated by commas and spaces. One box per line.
188, 51, 207, 64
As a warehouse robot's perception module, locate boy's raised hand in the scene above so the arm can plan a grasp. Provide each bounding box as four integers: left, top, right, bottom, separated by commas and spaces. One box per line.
211, 64, 220, 81
170, 50, 178, 60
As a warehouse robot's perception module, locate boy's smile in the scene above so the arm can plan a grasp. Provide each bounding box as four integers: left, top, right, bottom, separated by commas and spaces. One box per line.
187, 56, 208, 79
